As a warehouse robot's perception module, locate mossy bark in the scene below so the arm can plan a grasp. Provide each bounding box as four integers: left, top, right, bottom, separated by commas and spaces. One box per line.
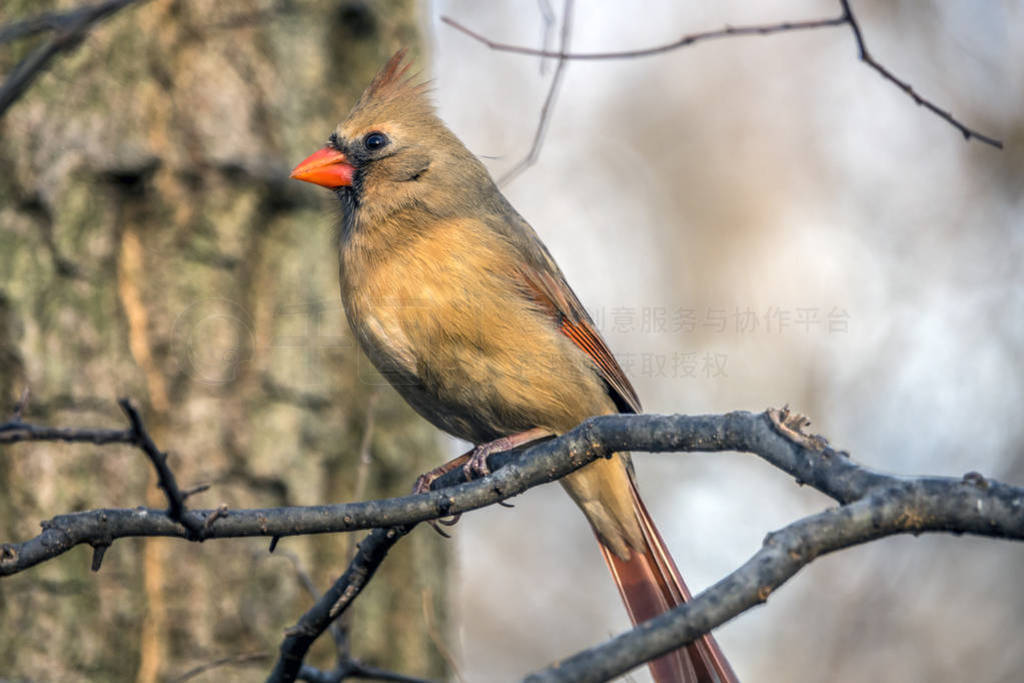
0, 1, 449, 680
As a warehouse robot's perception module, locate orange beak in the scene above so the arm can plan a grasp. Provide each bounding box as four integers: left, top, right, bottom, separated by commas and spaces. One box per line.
290, 146, 355, 188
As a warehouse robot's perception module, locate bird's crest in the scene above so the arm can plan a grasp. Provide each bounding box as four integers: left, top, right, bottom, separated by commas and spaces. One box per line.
352, 49, 432, 117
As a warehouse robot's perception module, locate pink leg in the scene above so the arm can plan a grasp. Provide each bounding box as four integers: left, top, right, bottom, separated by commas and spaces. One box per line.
463, 427, 553, 480
412, 452, 473, 537
412, 428, 551, 538
412, 452, 472, 495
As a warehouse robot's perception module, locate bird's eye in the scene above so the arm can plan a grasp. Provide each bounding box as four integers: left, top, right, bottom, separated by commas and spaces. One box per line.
363, 132, 389, 151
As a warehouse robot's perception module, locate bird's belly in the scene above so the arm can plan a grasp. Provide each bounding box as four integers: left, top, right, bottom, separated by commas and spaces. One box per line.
343, 238, 612, 443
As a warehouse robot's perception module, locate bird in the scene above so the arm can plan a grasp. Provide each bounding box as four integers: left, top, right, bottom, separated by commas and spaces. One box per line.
290, 50, 737, 683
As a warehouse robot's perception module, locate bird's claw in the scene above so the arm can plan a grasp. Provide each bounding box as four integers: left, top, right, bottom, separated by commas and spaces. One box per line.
462, 445, 495, 480
413, 454, 473, 538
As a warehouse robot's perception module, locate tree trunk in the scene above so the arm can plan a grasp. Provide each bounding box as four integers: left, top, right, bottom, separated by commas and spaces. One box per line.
0, 1, 449, 680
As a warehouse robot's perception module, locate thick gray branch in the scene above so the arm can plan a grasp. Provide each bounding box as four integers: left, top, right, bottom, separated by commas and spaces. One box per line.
2, 410, 1019, 570
4, 407, 1023, 681
525, 474, 1024, 681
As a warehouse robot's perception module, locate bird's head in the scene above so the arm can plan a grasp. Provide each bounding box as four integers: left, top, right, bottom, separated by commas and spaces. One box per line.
291, 50, 492, 231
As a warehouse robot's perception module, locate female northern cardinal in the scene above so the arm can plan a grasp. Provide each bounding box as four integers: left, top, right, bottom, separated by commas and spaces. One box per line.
291, 51, 736, 683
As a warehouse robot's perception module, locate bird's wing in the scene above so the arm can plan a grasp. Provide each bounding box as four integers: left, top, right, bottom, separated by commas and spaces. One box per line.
512, 257, 642, 415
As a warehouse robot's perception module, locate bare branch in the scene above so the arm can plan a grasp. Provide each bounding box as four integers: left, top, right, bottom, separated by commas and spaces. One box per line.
422, 588, 464, 682
268, 525, 414, 683
268, 406, 1024, 681
0, 0, 147, 118
349, 392, 380, 526
4, 405, 1022, 680
273, 547, 347, 661
442, 2, 1002, 150
836, 0, 1002, 148
0, 1, 135, 44
116, 398, 197, 534
3, 410, 1021, 576
172, 652, 271, 682
441, 12, 847, 61
297, 661, 431, 683
0, 397, 204, 540
526, 472, 1017, 681
11, 385, 30, 421
0, 417, 134, 445
275, 550, 321, 603
334, 391, 380, 660
536, 0, 556, 75
496, 0, 574, 188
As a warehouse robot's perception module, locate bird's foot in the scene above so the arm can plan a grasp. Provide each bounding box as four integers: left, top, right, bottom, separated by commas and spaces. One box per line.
413, 452, 471, 495
412, 452, 472, 538
462, 427, 553, 480
412, 428, 552, 537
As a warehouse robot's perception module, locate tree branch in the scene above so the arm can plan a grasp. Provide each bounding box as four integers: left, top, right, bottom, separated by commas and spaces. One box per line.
267, 407, 1024, 681
0, 397, 204, 544
267, 525, 414, 683
835, 0, 1002, 148
0, 0, 147, 118
296, 660, 431, 683
4, 405, 1022, 681
3, 410, 1020, 574
525, 472, 1023, 681
441, 12, 848, 60
442, 1, 1002, 150
496, 0, 573, 188
116, 398, 202, 537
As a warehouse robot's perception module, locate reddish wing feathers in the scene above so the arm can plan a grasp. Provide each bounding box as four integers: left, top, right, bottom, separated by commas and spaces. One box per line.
514, 266, 641, 414
512, 263, 736, 682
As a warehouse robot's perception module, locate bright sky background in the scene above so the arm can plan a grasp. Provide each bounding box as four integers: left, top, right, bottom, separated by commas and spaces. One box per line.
426, 1, 1022, 680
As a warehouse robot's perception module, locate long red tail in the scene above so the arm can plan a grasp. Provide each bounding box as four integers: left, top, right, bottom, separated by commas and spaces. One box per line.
598, 480, 737, 683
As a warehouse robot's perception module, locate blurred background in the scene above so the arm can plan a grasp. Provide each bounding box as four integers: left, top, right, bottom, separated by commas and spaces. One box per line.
1, 0, 1021, 681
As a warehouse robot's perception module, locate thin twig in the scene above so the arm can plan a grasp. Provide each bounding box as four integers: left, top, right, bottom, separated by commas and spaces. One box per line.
536, 0, 556, 75
335, 391, 380, 660
442, 12, 847, 60
422, 589, 464, 683
274, 546, 348, 657
0, 398, 203, 538
836, 0, 1002, 148
0, 418, 134, 445
12, 386, 31, 421
116, 398, 203, 537
0, 0, 147, 117
0, 0, 135, 44
173, 652, 271, 682
442, 2, 1002, 149
268, 525, 414, 683
297, 660, 432, 683
496, 0, 574, 187
276, 550, 321, 602
349, 392, 380, 530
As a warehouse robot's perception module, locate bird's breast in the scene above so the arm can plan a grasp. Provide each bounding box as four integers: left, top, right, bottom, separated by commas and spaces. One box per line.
339, 217, 613, 441
340, 218, 506, 370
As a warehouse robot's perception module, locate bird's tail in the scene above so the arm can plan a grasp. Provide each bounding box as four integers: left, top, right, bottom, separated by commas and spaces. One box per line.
597, 478, 738, 683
